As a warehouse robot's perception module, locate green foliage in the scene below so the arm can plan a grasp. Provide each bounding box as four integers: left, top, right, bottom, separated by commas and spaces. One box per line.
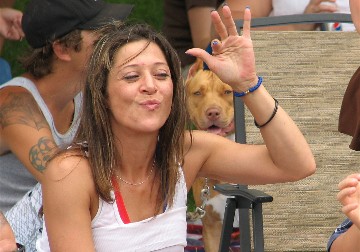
187, 189, 196, 212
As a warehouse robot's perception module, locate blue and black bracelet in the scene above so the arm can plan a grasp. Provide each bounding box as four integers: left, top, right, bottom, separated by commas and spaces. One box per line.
234, 76, 263, 97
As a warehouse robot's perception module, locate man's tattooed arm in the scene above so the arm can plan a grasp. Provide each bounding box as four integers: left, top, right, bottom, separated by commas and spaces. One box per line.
0, 91, 56, 173
29, 137, 57, 173
0, 91, 48, 130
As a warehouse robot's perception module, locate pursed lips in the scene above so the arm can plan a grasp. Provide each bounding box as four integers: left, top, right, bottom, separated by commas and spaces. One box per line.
139, 99, 161, 110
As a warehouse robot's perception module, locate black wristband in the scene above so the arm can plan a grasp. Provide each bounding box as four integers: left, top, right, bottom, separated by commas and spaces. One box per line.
254, 98, 279, 128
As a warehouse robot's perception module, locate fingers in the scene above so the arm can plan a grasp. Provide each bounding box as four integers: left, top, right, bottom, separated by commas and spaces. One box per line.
336, 173, 360, 225
6, 26, 22, 40
305, 0, 337, 14
0, 8, 24, 40
211, 39, 222, 55
211, 5, 240, 41
317, 3, 337, 13
337, 186, 357, 202
13, 17, 25, 38
338, 174, 360, 190
0, 21, 24, 40
342, 203, 359, 215
211, 9, 228, 41
185, 48, 215, 70
221, 5, 238, 37
337, 174, 360, 207
187, 5, 253, 73
186, 39, 221, 71
9, 16, 24, 40
242, 7, 251, 39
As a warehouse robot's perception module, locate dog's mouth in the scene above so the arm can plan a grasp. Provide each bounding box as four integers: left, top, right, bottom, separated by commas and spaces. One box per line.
207, 125, 223, 135
206, 121, 234, 137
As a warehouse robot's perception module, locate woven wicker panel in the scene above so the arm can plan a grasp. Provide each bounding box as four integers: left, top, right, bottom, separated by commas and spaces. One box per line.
244, 31, 360, 251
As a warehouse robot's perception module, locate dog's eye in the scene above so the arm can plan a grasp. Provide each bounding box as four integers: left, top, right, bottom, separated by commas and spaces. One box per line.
193, 91, 201, 96
224, 90, 232, 95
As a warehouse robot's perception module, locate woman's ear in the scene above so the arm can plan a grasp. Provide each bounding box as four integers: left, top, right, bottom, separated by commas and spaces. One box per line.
52, 41, 72, 61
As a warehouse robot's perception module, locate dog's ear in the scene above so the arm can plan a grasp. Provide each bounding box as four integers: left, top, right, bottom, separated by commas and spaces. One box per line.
194, 58, 203, 71
185, 58, 203, 84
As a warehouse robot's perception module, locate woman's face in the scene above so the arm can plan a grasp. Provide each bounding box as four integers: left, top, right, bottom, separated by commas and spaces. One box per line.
350, 0, 360, 33
107, 40, 174, 135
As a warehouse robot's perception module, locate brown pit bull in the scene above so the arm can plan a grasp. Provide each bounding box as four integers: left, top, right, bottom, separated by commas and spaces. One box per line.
185, 58, 237, 252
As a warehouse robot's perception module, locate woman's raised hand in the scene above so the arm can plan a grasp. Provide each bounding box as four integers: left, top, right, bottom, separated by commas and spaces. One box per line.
186, 5, 257, 92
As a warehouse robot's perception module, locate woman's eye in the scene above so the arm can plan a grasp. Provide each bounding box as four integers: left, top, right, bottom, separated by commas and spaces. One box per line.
155, 72, 170, 80
123, 74, 139, 81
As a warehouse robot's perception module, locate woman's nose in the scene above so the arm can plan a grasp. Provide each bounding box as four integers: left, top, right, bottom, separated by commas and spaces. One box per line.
141, 74, 158, 94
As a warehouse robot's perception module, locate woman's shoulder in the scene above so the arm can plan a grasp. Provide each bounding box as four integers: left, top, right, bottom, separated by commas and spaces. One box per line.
45, 149, 92, 182
42, 149, 99, 222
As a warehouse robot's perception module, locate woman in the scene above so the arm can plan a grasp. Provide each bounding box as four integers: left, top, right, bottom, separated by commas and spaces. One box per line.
36, 6, 315, 251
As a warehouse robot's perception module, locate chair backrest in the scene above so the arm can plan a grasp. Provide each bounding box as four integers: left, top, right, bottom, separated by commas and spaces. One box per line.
235, 13, 352, 28
241, 30, 360, 251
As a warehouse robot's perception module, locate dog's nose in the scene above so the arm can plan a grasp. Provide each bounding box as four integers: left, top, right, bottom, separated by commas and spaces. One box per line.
206, 108, 220, 121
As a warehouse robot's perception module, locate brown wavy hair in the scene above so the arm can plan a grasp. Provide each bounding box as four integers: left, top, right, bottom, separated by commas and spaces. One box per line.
75, 21, 191, 214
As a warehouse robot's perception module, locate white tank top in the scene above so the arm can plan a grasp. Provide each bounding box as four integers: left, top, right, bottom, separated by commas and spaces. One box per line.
0, 77, 82, 148
0, 77, 82, 212
271, 0, 309, 16
36, 167, 188, 251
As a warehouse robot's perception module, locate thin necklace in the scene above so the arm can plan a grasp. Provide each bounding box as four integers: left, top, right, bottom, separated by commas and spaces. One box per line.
116, 159, 155, 186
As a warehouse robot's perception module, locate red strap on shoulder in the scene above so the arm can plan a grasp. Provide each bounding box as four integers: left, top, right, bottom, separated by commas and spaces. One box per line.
111, 176, 131, 224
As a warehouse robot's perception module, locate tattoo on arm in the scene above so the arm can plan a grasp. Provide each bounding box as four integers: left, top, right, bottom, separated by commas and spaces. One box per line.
0, 91, 49, 130
29, 137, 57, 173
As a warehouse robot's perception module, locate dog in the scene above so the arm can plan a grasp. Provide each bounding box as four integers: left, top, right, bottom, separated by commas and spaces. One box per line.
185, 58, 238, 252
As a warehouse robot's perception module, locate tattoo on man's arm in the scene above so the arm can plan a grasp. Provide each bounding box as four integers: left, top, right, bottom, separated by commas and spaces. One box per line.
0, 92, 48, 130
29, 137, 57, 173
